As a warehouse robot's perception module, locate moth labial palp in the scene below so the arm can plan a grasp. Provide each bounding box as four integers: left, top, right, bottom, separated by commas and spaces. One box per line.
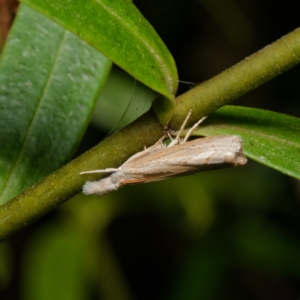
80, 110, 247, 196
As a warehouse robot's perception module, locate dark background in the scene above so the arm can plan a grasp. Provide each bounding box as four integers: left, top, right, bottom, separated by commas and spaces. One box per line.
1, 1, 300, 299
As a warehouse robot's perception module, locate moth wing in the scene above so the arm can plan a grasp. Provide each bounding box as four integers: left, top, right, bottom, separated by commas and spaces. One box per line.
124, 136, 167, 164
180, 148, 246, 167
119, 135, 247, 185
118, 172, 189, 186
166, 135, 247, 167
123, 135, 246, 176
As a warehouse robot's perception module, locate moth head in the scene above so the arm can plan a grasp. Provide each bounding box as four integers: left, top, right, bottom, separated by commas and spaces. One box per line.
82, 176, 119, 196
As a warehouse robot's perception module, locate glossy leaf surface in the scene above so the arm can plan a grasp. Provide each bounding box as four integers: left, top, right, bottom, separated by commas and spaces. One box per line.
193, 106, 300, 180
20, 0, 178, 102
0, 5, 111, 204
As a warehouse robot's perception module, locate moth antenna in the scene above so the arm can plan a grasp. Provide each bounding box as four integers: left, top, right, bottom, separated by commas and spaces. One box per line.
80, 168, 119, 175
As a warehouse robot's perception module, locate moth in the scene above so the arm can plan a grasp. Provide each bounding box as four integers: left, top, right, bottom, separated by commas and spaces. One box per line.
80, 111, 247, 196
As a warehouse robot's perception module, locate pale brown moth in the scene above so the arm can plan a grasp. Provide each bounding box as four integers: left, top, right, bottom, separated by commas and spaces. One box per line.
80, 111, 247, 196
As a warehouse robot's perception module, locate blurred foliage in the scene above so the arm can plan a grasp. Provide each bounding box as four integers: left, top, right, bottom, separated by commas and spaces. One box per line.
92, 66, 158, 132
1, 0, 300, 299
2, 161, 300, 299
0, 242, 12, 290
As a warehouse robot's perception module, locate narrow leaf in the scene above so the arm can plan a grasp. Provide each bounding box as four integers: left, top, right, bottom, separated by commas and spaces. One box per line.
193, 106, 300, 180
20, 0, 178, 102
0, 5, 111, 204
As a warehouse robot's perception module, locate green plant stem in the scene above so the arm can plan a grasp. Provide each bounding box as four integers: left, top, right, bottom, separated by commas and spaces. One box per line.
169, 27, 300, 129
0, 111, 162, 241
2, 28, 300, 241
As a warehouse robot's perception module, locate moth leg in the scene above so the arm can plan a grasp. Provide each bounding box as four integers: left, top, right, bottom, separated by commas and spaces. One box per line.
148, 135, 168, 152
122, 135, 167, 165
181, 115, 207, 143
168, 110, 192, 147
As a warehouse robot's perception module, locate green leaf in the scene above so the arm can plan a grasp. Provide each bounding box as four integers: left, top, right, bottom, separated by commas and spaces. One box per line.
19, 0, 178, 103
192, 106, 300, 180
92, 66, 158, 132
0, 5, 111, 204
21, 224, 88, 300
